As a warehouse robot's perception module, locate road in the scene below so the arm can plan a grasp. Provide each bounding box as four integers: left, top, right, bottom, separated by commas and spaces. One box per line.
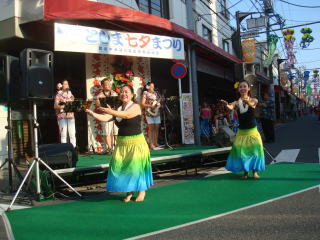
137, 114, 320, 240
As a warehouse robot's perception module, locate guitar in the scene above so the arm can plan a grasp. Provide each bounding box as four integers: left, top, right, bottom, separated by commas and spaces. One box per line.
146, 100, 161, 117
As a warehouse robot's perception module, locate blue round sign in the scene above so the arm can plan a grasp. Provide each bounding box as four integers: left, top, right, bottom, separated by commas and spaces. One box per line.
171, 63, 187, 79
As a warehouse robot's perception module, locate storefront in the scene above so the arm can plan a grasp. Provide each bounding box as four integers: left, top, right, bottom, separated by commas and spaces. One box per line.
1, 0, 242, 157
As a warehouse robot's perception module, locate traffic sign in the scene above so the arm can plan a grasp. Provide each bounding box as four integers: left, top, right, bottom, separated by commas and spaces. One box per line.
171, 63, 187, 79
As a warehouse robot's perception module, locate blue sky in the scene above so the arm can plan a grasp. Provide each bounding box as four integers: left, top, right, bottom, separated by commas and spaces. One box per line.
227, 0, 320, 71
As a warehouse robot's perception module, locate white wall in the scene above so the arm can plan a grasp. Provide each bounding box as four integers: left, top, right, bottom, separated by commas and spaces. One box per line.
0, 0, 43, 23
169, 0, 188, 28
0, 105, 8, 168
193, 0, 234, 54
0, 0, 15, 21
18, 0, 44, 23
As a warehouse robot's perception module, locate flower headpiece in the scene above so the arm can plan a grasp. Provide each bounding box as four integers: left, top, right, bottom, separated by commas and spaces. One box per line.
234, 81, 240, 89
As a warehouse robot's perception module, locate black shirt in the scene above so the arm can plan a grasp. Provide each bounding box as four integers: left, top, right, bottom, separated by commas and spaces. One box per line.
237, 107, 256, 130
115, 115, 142, 136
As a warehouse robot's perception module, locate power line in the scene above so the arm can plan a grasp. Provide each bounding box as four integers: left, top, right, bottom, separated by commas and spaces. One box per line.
294, 48, 320, 51
279, 0, 320, 8
249, 0, 261, 12
297, 59, 320, 64
226, 0, 243, 10
285, 18, 318, 23
258, 20, 320, 34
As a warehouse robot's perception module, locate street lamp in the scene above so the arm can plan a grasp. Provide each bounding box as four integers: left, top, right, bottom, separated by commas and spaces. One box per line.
235, 11, 254, 59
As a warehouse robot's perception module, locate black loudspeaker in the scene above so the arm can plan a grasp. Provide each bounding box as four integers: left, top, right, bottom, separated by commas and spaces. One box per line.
0, 55, 20, 102
38, 143, 78, 169
20, 48, 54, 99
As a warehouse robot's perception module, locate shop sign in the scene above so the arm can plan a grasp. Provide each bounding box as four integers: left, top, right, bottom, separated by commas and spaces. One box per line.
241, 39, 256, 62
181, 93, 194, 144
54, 23, 185, 60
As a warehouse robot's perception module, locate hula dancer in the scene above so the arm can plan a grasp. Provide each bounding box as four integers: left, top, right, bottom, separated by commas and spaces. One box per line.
221, 81, 265, 179
86, 85, 153, 202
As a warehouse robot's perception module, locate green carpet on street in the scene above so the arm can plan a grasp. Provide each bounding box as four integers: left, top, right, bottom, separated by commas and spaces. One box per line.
6, 163, 320, 240
76, 145, 216, 168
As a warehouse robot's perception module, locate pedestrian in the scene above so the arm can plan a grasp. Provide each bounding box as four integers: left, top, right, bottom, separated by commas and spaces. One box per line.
259, 92, 275, 143
86, 85, 153, 202
221, 81, 265, 179
200, 102, 212, 138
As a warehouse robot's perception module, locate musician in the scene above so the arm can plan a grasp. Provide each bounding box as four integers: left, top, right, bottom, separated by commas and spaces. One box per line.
141, 82, 161, 150
96, 78, 119, 153
54, 80, 76, 148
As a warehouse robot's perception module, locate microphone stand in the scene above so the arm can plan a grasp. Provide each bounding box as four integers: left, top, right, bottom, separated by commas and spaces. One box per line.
161, 92, 173, 150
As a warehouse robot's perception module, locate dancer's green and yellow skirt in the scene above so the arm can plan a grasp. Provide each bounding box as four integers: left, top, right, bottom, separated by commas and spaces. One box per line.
106, 133, 153, 192
226, 127, 265, 173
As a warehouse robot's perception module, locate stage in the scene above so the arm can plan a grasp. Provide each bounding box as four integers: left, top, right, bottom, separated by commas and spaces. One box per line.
4, 163, 320, 240
54, 145, 231, 175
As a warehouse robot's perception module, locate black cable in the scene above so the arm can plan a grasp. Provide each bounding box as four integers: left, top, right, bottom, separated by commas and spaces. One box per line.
279, 0, 320, 8
226, 0, 243, 10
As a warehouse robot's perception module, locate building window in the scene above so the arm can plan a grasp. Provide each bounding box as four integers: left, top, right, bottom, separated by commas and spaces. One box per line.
136, 0, 169, 19
254, 64, 260, 73
245, 64, 254, 75
219, 0, 230, 19
223, 39, 230, 53
202, 25, 212, 42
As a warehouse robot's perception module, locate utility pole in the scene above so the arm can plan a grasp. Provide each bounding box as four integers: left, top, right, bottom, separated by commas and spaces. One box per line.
185, 0, 200, 145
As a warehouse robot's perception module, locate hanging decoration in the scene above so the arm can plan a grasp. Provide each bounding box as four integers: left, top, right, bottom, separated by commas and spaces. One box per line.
292, 84, 299, 95
300, 28, 314, 49
312, 69, 319, 80
303, 71, 310, 88
265, 34, 279, 65
306, 83, 312, 95
280, 72, 289, 88
241, 39, 256, 62
282, 29, 296, 67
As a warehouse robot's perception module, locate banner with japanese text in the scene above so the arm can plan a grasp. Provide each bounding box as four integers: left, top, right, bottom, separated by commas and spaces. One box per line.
241, 39, 256, 62
55, 23, 185, 60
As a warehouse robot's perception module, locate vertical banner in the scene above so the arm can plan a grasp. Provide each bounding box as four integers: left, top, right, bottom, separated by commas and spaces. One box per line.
181, 93, 194, 144
265, 34, 279, 65
241, 39, 256, 62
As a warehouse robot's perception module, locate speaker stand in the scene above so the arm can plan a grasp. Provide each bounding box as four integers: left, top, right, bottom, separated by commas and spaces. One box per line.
0, 103, 24, 192
7, 101, 82, 211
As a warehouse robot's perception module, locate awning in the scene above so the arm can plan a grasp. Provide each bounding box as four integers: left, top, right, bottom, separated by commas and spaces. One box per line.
43, 0, 242, 64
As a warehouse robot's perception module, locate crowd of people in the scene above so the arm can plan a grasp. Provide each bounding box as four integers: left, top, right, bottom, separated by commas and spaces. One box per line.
199, 90, 276, 146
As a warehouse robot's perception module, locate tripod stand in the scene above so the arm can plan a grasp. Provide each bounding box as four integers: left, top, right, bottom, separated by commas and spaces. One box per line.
264, 146, 277, 164
7, 101, 82, 211
0, 103, 23, 192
